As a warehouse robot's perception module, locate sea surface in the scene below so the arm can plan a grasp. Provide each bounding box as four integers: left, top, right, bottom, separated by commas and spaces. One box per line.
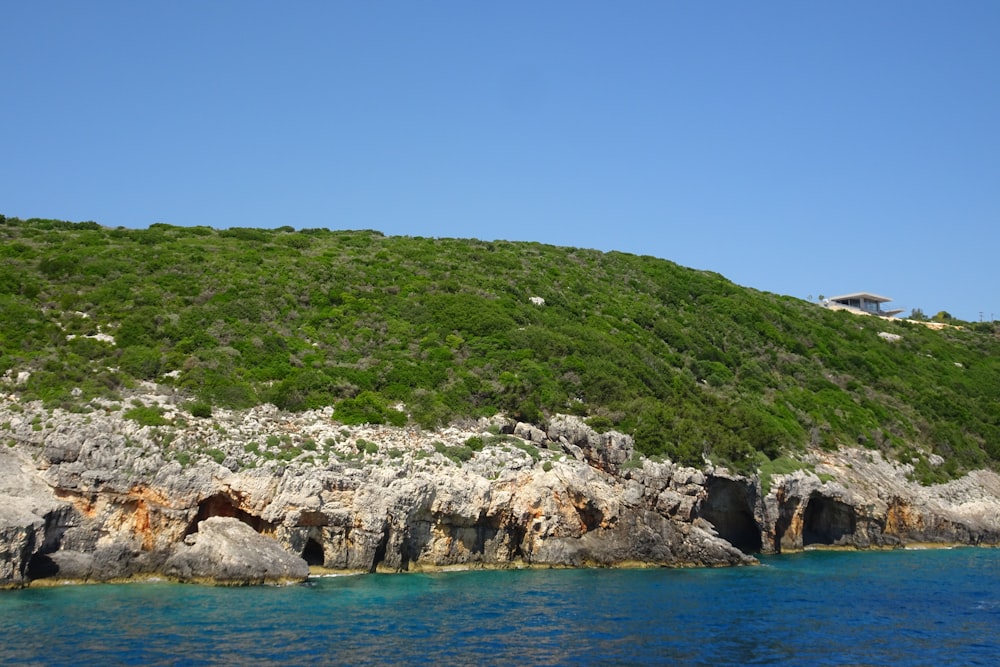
1, 548, 998, 666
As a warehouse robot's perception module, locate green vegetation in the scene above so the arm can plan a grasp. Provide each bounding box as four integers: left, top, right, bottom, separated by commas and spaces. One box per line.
356, 439, 379, 456
123, 405, 170, 427
205, 448, 226, 464
434, 440, 476, 464
758, 456, 810, 496
512, 441, 541, 462
757, 456, 836, 495
2, 215, 999, 478
186, 401, 213, 418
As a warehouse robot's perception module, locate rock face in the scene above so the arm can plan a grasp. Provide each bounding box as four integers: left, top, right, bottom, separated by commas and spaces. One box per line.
2, 392, 999, 588
164, 517, 309, 584
762, 450, 1000, 551
0, 449, 72, 587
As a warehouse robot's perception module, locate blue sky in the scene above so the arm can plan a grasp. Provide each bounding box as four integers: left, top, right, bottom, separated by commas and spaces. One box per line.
3, 2, 998, 321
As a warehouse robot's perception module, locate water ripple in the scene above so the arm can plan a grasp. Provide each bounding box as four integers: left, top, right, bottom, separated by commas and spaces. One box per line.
1, 549, 998, 666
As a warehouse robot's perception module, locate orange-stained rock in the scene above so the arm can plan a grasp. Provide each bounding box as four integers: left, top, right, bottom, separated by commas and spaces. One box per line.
4, 395, 1000, 587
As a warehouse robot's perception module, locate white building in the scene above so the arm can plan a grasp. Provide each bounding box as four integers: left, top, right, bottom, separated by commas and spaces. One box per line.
825, 292, 904, 317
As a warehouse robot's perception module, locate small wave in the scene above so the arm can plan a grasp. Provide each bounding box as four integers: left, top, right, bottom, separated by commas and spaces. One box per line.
903, 544, 956, 551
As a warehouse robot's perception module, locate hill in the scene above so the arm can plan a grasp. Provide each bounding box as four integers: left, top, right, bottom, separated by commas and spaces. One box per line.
1, 215, 998, 480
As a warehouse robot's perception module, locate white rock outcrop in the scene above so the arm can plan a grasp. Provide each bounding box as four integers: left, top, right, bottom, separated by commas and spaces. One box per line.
2, 389, 998, 588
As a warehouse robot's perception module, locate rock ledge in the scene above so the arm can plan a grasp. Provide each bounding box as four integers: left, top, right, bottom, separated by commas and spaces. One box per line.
2, 392, 998, 587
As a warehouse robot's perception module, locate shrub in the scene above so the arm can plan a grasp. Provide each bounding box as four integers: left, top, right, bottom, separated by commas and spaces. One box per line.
118, 343, 163, 379
433, 441, 475, 464
335, 391, 407, 426
513, 441, 540, 461
187, 401, 212, 418
356, 439, 379, 455
585, 415, 614, 432
621, 454, 644, 470
205, 448, 226, 464
123, 406, 169, 427
4, 216, 999, 481
276, 446, 302, 461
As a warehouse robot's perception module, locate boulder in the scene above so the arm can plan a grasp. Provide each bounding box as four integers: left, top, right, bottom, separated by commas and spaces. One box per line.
513, 422, 547, 444
546, 414, 634, 473
163, 517, 309, 585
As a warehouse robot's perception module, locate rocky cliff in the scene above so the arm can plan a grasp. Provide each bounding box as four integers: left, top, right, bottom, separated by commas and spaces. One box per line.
2, 389, 998, 588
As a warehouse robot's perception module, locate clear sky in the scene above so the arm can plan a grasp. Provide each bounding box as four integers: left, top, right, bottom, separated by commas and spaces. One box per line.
3, 2, 998, 321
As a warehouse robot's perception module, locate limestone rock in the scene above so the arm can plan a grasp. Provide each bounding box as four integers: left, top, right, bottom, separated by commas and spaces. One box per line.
546, 414, 634, 472
759, 449, 1000, 552
513, 422, 547, 444
0, 505, 46, 587
0, 449, 71, 588
4, 393, 1000, 588
163, 517, 308, 584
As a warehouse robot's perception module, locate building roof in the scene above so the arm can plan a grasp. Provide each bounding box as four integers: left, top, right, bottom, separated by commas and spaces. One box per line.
827, 292, 893, 303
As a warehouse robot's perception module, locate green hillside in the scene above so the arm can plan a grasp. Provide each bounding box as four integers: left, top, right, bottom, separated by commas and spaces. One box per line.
2, 215, 998, 479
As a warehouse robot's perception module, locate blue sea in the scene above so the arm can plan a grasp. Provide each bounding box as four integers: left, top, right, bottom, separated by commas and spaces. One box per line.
1, 548, 998, 666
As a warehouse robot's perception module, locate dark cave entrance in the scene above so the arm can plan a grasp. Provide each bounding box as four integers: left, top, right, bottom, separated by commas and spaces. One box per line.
184, 492, 272, 536
802, 496, 856, 546
26, 554, 59, 579
302, 537, 325, 567
697, 477, 763, 554
370, 525, 391, 573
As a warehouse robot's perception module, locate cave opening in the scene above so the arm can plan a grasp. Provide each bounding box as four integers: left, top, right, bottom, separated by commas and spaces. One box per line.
802, 496, 856, 546
302, 537, 325, 566
26, 554, 59, 579
184, 492, 272, 536
399, 520, 433, 571
369, 524, 391, 573
697, 477, 763, 554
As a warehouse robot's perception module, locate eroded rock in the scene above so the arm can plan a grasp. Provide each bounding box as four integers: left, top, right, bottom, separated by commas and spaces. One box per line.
3, 393, 1000, 588
0, 449, 72, 588
164, 517, 309, 584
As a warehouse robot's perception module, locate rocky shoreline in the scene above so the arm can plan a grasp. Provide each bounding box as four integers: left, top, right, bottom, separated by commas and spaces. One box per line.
3, 387, 999, 588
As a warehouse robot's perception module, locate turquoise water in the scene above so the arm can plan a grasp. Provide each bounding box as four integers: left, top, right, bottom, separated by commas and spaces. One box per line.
1, 548, 998, 666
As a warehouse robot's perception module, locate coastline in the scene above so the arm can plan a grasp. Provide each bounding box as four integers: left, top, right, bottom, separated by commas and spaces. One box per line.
3, 390, 1000, 588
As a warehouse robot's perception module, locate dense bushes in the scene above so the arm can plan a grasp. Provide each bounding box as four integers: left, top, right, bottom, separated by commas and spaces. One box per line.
1, 214, 999, 477
334, 391, 407, 427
